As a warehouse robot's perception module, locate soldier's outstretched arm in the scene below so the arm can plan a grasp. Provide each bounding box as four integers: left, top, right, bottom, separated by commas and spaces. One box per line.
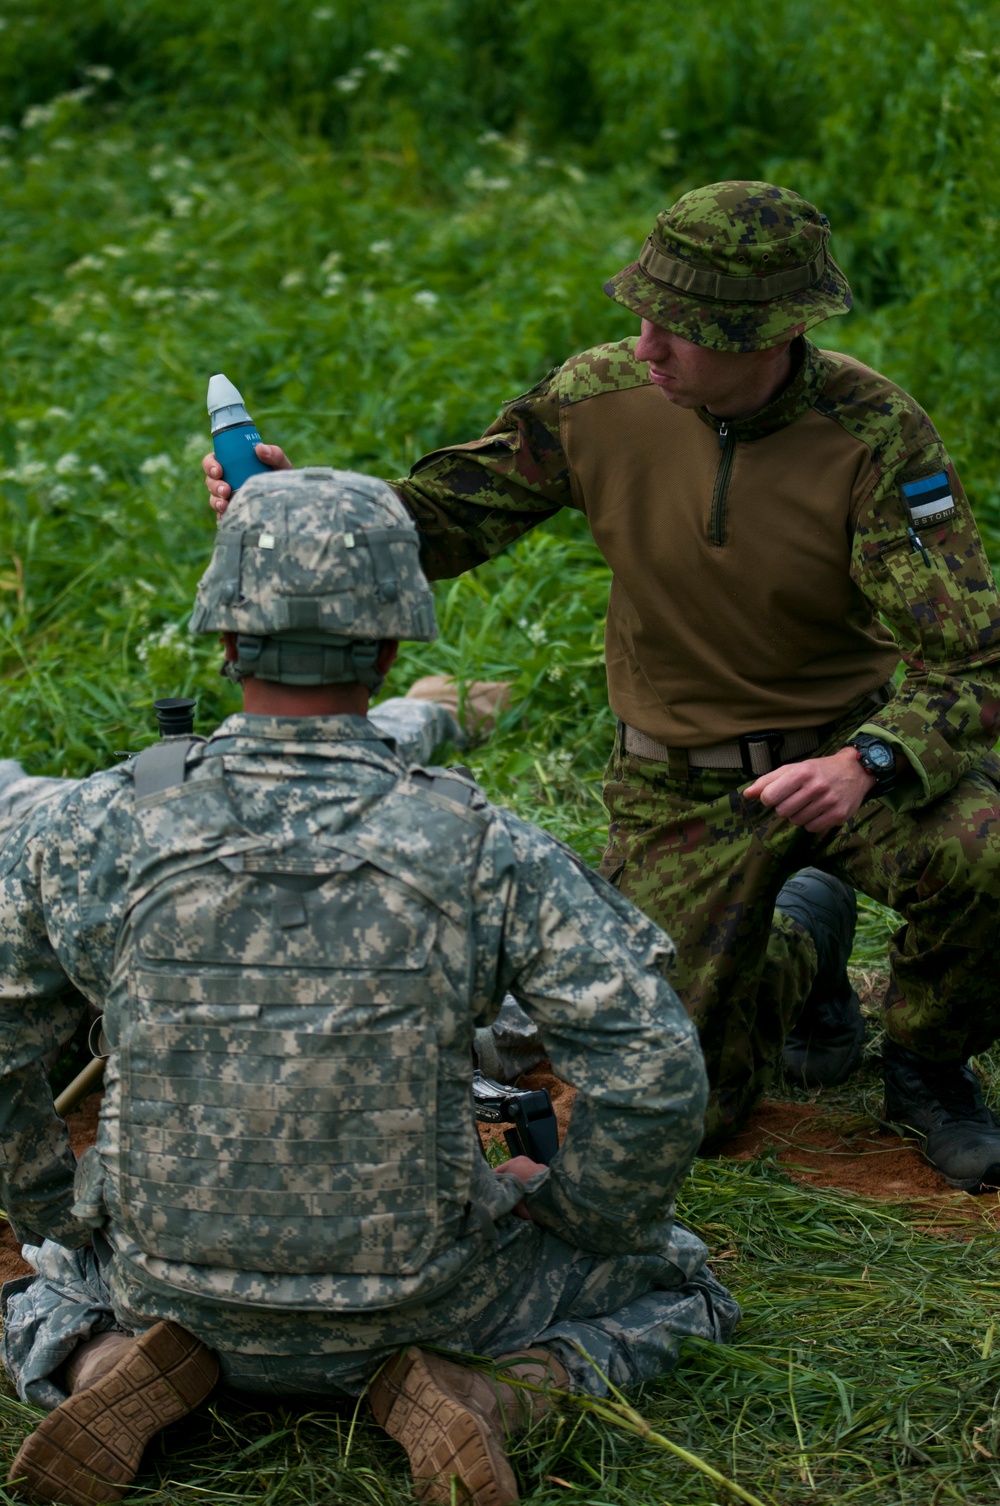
391, 366, 573, 581
470, 809, 707, 1257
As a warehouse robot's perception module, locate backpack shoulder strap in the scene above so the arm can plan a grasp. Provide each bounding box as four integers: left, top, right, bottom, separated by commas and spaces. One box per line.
409, 767, 477, 809
131, 737, 203, 800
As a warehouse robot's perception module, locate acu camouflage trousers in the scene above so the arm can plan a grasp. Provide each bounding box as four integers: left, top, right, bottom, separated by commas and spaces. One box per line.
600, 728, 1000, 1149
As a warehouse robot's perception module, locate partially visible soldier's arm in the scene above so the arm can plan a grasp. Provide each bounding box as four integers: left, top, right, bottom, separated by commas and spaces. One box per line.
391, 367, 574, 580
0, 775, 129, 1247
851, 439, 1000, 809
471, 811, 707, 1257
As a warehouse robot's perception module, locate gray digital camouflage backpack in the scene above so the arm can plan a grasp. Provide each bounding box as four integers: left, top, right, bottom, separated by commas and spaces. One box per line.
96, 741, 491, 1289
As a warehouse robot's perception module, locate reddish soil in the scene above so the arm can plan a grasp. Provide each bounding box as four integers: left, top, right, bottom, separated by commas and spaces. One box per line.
0, 1092, 103, 1285
480, 1062, 1000, 1236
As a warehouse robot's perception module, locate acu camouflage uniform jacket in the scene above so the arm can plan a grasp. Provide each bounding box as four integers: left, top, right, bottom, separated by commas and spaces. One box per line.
397, 337, 1000, 809
0, 715, 705, 1321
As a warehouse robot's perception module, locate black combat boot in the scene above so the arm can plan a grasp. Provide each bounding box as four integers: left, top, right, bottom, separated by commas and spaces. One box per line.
882, 1040, 1000, 1193
778, 868, 864, 1088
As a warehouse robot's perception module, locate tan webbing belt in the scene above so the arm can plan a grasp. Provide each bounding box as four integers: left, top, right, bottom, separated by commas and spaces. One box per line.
623, 678, 895, 777
623, 723, 823, 775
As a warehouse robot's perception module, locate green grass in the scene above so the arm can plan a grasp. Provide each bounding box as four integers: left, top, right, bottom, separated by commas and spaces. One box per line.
1, 2, 1000, 1502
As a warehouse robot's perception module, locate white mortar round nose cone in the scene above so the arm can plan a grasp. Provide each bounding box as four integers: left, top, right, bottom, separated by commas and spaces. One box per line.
207, 373, 243, 413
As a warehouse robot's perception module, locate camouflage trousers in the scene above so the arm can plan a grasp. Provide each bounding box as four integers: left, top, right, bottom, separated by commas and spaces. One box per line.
2, 1223, 738, 1409
600, 729, 1000, 1148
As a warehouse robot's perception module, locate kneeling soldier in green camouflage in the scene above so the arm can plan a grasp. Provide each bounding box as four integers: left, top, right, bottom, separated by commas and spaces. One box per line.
206, 179, 1000, 1191
0, 470, 736, 1506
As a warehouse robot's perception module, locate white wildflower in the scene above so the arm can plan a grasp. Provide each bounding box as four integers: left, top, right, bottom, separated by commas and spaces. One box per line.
378, 55, 401, 73
659, 127, 679, 140
335, 73, 363, 93
563, 163, 586, 184
139, 453, 176, 478
65, 253, 104, 277
526, 623, 548, 645
364, 48, 386, 62
368, 239, 393, 256
100, 244, 126, 257
322, 272, 346, 296
0, 125, 16, 141
312, 5, 333, 16
143, 228, 173, 254
547, 663, 564, 681
48, 483, 72, 504
168, 193, 195, 217
535, 156, 555, 168
148, 162, 169, 181
22, 102, 58, 130
7, 460, 47, 484
280, 269, 305, 289
183, 431, 210, 457
51, 136, 75, 151
44, 406, 71, 421
136, 621, 196, 670
131, 287, 176, 306
83, 65, 114, 82
464, 167, 511, 191
412, 289, 438, 307
54, 452, 81, 475
320, 250, 343, 275
172, 154, 193, 170
478, 129, 502, 145
391, 44, 410, 57
88, 463, 108, 484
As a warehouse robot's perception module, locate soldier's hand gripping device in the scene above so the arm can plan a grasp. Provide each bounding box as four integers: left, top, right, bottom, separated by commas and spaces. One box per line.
472, 1070, 559, 1164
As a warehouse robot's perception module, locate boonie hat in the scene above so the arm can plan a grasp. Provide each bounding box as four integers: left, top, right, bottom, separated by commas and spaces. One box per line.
604, 180, 852, 352
190, 468, 437, 686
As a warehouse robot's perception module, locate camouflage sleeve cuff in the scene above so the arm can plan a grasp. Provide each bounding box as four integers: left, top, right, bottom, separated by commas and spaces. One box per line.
856, 661, 1000, 809
522, 1168, 678, 1256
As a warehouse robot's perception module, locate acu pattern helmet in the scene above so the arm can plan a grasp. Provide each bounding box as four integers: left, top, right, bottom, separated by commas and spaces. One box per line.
190, 468, 437, 687
604, 180, 852, 352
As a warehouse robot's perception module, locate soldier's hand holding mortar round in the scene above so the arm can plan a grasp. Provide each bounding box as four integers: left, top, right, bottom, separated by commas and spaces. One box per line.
203, 442, 293, 515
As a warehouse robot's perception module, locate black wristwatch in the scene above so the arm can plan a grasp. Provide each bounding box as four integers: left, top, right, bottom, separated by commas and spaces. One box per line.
845, 734, 896, 797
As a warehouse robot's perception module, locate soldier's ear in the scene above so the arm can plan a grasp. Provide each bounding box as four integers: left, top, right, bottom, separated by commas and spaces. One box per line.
376, 640, 399, 675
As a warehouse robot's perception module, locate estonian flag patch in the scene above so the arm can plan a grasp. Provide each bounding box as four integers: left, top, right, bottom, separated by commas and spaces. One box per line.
901, 471, 955, 526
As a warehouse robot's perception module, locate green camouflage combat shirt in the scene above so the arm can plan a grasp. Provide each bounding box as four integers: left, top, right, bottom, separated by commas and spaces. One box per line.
0, 715, 706, 1318
396, 337, 1000, 809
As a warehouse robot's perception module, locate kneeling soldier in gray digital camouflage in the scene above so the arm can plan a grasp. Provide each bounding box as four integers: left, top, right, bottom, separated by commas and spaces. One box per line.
0, 469, 737, 1506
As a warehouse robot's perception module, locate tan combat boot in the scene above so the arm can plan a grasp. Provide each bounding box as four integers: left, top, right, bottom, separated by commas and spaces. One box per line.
368, 1345, 569, 1505
8, 1321, 219, 1506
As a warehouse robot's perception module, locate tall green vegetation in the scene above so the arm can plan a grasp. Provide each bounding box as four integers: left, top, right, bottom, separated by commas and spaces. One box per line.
1, 3, 1000, 1501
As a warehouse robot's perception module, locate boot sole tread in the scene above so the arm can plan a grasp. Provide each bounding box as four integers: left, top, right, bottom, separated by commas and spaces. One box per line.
8, 1321, 218, 1506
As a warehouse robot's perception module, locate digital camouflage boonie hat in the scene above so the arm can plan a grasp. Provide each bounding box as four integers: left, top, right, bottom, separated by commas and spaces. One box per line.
190, 468, 437, 686
604, 180, 852, 352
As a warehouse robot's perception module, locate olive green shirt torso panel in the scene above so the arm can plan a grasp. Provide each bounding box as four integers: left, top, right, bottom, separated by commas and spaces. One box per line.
562, 384, 897, 744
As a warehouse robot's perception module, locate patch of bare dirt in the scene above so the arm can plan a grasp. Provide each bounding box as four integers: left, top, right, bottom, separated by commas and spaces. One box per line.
727, 1098, 1000, 1234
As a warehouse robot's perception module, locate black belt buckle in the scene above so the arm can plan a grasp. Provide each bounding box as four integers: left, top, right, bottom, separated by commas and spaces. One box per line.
739, 730, 785, 777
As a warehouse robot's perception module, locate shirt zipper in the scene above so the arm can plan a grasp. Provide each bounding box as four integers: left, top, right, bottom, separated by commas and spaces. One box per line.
710, 423, 736, 546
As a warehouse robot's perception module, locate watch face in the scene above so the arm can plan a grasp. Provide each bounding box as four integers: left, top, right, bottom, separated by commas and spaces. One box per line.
866, 742, 895, 771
